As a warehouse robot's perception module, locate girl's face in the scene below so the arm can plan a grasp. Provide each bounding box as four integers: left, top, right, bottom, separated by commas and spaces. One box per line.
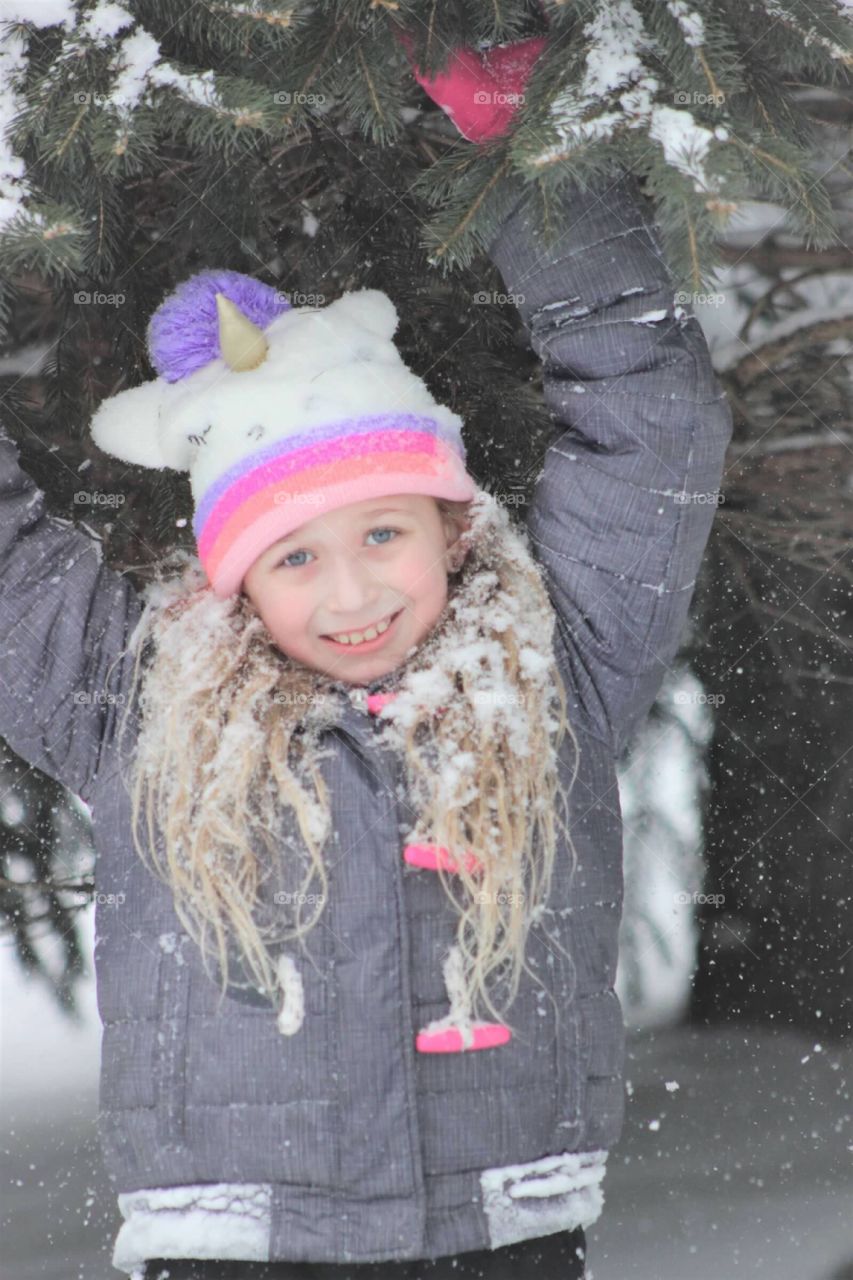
242, 494, 468, 685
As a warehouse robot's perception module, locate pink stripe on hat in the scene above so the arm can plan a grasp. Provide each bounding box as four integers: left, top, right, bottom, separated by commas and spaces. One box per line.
205, 447, 476, 598
198, 428, 446, 564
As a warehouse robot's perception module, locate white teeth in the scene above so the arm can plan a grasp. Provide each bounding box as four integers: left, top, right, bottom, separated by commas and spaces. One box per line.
328, 611, 396, 646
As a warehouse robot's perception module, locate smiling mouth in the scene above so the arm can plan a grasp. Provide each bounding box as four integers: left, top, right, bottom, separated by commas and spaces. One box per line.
321, 609, 403, 649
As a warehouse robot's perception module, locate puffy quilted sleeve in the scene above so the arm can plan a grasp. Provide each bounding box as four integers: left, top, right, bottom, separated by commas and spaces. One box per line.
0, 425, 144, 804
486, 167, 733, 756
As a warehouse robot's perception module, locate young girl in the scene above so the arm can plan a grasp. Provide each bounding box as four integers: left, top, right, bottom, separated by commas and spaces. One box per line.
0, 34, 732, 1280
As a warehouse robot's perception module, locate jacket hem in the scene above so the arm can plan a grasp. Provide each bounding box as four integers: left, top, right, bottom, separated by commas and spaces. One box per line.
110, 1149, 607, 1273
112, 1183, 271, 1274
478, 1147, 607, 1249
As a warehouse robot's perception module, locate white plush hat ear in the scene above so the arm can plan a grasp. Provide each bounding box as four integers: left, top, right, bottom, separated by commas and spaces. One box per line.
90, 378, 174, 470
329, 289, 398, 341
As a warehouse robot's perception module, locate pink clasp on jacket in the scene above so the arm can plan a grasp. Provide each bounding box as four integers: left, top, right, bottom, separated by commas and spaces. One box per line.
365, 691, 399, 715
365, 690, 448, 719
403, 843, 484, 877
416, 1023, 512, 1053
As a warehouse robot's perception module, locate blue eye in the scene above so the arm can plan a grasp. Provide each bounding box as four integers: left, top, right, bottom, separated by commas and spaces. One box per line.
276, 527, 399, 569
281, 549, 311, 568
366, 527, 398, 546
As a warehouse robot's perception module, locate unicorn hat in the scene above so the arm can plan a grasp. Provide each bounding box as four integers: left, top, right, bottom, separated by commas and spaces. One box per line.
90, 269, 478, 598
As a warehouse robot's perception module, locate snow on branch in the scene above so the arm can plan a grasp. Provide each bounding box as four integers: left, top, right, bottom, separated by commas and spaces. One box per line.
528, 0, 730, 194
0, 26, 33, 232
0, 1, 237, 235
763, 0, 853, 64
665, 1, 705, 47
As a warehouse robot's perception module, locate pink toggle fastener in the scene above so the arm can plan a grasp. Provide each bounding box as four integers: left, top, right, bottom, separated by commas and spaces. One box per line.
416, 1023, 512, 1053
365, 691, 448, 718
415, 946, 511, 1054
403, 843, 484, 876
365, 691, 399, 715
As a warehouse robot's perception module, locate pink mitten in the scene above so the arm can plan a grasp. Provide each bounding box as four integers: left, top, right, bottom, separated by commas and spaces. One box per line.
395, 27, 548, 143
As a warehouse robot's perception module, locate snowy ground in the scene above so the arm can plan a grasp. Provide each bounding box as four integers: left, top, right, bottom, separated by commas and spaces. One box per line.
586, 1024, 853, 1280
2, 995, 852, 1278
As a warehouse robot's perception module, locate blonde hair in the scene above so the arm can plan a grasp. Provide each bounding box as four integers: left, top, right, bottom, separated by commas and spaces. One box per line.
116, 495, 581, 1033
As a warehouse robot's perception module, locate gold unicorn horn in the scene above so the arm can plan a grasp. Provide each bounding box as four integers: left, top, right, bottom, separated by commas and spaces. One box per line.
216, 292, 269, 372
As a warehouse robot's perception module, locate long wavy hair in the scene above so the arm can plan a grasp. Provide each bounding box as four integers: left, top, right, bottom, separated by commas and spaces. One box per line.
116, 494, 581, 1032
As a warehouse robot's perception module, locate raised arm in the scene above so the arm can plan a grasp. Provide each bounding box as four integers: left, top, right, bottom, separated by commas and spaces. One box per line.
0, 425, 144, 804
486, 168, 733, 756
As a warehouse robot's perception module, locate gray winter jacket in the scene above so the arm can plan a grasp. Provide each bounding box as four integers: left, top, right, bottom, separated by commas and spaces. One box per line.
0, 168, 732, 1274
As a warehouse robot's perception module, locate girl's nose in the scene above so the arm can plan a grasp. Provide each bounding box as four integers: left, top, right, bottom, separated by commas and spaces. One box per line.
325, 554, 383, 614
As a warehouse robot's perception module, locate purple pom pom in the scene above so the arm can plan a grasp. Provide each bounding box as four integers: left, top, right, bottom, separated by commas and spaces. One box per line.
147, 269, 292, 383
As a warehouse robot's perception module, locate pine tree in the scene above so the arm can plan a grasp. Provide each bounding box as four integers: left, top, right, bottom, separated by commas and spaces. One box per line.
0, 2, 851, 295
0, 1, 847, 549
0, 0, 850, 1015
